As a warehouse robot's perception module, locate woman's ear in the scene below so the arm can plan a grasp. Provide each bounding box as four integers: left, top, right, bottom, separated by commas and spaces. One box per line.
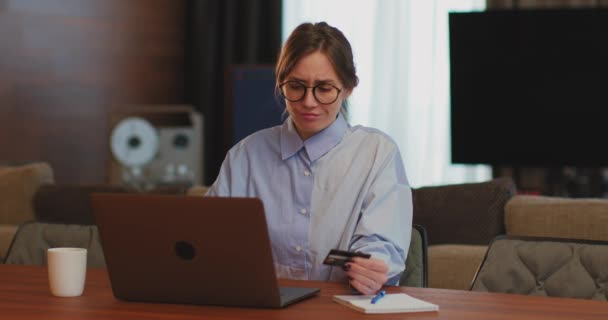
343, 88, 353, 100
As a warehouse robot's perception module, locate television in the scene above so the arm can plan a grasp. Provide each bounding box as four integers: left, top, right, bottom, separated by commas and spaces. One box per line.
449, 9, 608, 166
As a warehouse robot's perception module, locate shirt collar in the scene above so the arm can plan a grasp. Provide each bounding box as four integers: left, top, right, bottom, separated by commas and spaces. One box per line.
280, 113, 349, 162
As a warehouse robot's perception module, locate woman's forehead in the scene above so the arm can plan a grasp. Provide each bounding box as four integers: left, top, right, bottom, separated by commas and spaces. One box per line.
288, 51, 340, 83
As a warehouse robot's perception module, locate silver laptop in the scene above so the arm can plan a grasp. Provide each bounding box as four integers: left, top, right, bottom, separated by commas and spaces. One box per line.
91, 194, 320, 308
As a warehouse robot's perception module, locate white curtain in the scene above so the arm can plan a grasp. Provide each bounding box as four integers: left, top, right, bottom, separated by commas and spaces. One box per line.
283, 0, 491, 188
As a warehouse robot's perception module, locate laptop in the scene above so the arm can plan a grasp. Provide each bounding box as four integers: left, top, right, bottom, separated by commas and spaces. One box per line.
91, 193, 320, 308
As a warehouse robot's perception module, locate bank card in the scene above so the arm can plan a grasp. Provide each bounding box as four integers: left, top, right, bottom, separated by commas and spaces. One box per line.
323, 249, 371, 266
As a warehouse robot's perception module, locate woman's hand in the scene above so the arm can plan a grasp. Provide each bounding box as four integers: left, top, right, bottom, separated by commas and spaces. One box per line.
343, 257, 388, 295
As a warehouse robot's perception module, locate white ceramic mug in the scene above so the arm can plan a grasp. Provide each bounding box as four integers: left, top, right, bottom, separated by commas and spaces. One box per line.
47, 247, 87, 297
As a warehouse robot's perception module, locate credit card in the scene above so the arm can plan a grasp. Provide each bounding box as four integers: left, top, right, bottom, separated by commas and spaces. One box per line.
323, 249, 371, 266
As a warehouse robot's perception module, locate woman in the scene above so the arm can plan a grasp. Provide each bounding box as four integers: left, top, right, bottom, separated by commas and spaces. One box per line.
207, 22, 412, 295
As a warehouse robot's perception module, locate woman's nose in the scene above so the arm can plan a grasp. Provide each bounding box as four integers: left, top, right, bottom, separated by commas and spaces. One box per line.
302, 88, 318, 107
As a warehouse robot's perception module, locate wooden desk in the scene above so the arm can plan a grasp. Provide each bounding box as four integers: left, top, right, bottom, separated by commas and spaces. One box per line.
1, 264, 606, 319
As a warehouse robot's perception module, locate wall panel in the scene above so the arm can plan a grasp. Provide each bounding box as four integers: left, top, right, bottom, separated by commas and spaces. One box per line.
0, 0, 186, 183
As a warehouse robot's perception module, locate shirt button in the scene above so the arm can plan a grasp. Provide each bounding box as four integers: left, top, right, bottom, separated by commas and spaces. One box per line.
296, 245, 302, 252
304, 170, 311, 176
300, 208, 307, 215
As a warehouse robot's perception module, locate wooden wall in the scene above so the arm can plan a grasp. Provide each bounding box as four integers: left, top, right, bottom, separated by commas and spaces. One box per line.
0, 0, 186, 183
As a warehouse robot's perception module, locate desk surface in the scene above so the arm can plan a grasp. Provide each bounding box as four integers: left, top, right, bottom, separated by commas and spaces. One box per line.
1, 264, 606, 319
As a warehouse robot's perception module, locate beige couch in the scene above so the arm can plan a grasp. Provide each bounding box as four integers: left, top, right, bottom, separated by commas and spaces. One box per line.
429, 194, 608, 290
0, 163, 54, 260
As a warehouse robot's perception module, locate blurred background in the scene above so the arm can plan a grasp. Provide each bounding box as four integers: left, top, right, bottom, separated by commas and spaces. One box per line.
1, 0, 607, 197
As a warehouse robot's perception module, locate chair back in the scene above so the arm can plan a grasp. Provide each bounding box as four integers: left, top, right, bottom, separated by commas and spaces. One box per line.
399, 224, 429, 287
471, 235, 608, 301
4, 221, 105, 268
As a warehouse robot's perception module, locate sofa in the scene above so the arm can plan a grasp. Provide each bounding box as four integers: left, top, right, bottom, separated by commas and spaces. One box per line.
416, 178, 608, 290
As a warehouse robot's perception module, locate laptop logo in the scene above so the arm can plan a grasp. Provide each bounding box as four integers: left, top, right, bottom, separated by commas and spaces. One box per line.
175, 241, 196, 260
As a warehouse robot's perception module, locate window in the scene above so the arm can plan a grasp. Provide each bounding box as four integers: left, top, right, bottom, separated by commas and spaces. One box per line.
283, 0, 490, 187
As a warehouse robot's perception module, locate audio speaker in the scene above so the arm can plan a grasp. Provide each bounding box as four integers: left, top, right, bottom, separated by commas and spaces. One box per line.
108, 105, 203, 189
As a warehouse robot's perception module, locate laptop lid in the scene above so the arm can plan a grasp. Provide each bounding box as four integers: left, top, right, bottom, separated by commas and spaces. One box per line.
91, 194, 319, 308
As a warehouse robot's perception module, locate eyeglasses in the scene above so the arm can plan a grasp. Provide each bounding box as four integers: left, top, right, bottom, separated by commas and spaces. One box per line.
279, 80, 342, 105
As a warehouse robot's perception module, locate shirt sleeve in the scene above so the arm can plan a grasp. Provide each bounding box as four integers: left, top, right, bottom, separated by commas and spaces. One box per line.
348, 146, 413, 285
206, 146, 247, 197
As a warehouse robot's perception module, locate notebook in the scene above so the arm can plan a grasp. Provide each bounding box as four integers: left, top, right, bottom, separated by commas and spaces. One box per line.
333, 293, 439, 314
91, 194, 320, 308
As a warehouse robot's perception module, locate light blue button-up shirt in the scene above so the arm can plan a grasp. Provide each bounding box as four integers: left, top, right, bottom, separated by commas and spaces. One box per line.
207, 113, 412, 285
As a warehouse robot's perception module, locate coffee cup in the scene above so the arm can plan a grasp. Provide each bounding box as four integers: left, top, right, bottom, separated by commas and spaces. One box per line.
47, 247, 87, 297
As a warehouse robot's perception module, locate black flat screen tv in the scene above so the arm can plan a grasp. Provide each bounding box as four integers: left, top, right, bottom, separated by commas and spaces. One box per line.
449, 9, 608, 166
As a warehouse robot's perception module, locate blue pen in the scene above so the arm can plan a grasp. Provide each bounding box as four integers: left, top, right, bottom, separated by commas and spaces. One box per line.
370, 290, 386, 304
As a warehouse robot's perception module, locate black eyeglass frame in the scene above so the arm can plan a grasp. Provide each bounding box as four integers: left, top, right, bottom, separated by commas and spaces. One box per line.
278, 80, 343, 105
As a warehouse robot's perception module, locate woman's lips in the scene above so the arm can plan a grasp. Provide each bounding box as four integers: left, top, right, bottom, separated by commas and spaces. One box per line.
300, 113, 319, 121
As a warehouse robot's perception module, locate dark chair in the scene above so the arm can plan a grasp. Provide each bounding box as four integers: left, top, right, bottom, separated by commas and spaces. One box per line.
470, 235, 608, 301
399, 224, 429, 287
3, 221, 105, 268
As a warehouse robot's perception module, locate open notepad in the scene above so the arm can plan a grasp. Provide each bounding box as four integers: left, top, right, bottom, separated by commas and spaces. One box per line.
333, 293, 439, 314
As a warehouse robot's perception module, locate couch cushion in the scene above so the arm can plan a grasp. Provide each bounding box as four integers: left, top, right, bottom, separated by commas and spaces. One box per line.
413, 178, 516, 245
506, 195, 608, 241
0, 162, 54, 225
471, 236, 608, 301
428, 244, 487, 290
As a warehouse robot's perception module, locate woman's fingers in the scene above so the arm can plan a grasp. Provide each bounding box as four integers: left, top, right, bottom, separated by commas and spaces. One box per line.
344, 257, 388, 294
349, 278, 379, 295
353, 257, 389, 273
347, 258, 388, 284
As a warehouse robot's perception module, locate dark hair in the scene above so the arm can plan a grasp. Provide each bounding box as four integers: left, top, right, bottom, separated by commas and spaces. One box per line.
275, 22, 359, 112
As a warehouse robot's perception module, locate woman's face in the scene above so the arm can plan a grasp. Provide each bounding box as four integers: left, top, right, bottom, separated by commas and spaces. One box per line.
283, 51, 351, 140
